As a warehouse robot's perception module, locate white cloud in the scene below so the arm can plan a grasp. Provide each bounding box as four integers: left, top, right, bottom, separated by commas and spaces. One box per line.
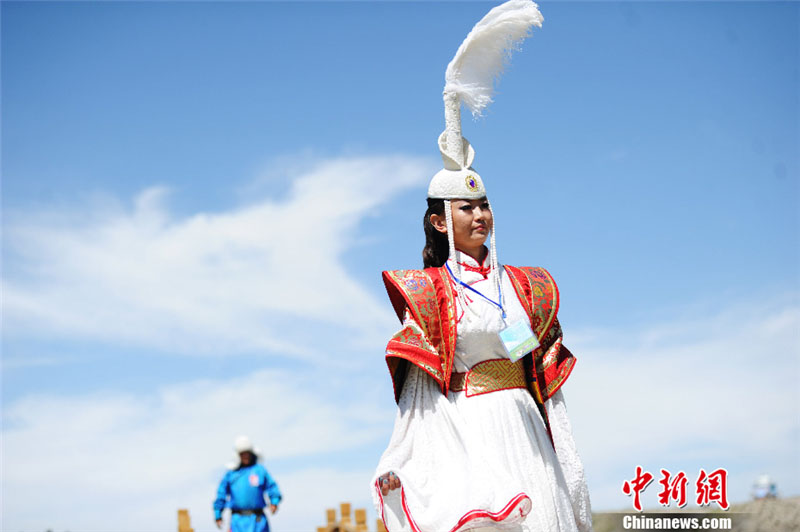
563, 294, 800, 510
1, 368, 393, 532
0, 152, 428, 531
3, 154, 797, 523
2, 155, 435, 360
2, 292, 797, 528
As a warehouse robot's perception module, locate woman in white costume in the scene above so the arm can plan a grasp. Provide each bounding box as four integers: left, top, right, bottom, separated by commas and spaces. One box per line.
371, 2, 592, 531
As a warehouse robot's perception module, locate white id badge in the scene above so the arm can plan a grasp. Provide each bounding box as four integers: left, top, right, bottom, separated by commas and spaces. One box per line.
498, 320, 540, 363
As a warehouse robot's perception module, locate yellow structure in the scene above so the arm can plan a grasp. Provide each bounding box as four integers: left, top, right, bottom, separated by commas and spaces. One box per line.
180, 502, 386, 532
177, 509, 194, 532
317, 502, 386, 532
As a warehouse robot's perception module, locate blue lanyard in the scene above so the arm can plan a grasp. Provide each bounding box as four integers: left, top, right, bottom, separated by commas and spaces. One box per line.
446, 262, 506, 319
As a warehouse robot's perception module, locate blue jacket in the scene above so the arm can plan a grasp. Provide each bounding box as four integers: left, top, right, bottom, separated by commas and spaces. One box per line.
213, 463, 282, 520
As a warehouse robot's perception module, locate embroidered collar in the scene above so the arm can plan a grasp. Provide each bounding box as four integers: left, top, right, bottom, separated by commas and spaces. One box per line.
453, 248, 491, 279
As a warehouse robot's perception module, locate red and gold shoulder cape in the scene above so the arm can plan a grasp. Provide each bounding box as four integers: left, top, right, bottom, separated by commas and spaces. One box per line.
382, 265, 575, 407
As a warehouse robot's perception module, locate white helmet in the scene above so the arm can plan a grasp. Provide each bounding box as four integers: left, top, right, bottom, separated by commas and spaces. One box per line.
230, 435, 260, 467
234, 435, 253, 453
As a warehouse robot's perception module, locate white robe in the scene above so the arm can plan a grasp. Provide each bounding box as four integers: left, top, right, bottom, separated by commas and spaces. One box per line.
373, 252, 592, 532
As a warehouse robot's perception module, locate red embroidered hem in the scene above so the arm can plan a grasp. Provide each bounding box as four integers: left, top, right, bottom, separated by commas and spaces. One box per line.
375, 480, 531, 532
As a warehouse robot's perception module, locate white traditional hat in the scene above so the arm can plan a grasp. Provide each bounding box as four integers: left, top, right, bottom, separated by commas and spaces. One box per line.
428, 0, 543, 305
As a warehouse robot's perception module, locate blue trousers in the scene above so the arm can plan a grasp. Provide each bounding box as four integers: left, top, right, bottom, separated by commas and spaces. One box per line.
230, 512, 269, 532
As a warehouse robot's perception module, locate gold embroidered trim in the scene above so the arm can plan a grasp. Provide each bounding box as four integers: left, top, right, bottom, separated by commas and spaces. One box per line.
449, 358, 526, 397
544, 357, 575, 397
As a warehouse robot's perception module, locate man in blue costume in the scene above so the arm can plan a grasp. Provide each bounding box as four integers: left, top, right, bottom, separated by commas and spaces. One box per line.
214, 435, 282, 532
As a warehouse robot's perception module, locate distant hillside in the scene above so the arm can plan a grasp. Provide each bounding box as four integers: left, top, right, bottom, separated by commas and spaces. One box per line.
592, 496, 800, 532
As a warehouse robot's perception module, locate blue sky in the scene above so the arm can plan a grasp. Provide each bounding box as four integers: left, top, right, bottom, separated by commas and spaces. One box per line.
2, 1, 798, 531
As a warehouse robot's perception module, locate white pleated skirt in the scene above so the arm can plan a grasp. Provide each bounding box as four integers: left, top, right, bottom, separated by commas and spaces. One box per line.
373, 367, 584, 532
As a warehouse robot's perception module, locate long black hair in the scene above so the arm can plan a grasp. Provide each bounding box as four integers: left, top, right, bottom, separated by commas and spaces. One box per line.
422, 198, 449, 268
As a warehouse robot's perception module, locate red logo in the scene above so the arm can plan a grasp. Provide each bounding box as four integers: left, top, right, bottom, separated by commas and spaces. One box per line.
696, 468, 729, 510
657, 469, 689, 508
622, 466, 654, 511
622, 467, 729, 511
249, 474, 259, 487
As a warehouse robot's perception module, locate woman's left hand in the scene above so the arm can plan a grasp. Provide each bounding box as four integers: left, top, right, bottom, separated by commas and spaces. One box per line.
379, 471, 402, 495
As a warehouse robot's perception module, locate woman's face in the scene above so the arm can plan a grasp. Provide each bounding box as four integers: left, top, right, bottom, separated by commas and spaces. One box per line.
431, 198, 493, 253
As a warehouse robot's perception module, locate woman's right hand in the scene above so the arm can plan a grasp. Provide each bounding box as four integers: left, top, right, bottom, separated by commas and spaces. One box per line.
379, 471, 402, 495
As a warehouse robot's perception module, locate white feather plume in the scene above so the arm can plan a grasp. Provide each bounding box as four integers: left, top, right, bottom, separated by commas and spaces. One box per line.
444, 0, 543, 117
